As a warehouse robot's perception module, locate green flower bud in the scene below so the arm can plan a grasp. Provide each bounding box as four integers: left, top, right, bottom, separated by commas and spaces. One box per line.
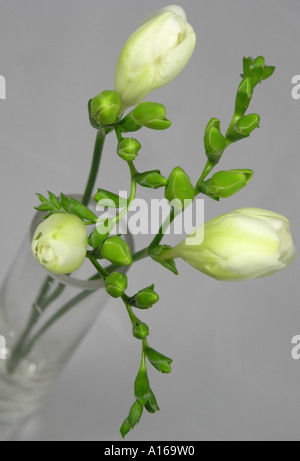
118, 102, 171, 132
235, 77, 253, 116
100, 236, 132, 266
90, 90, 121, 125
162, 208, 296, 281
130, 285, 159, 309
31, 214, 88, 274
88, 220, 115, 249
165, 167, 194, 208
204, 123, 226, 165
127, 400, 143, 426
105, 272, 128, 298
132, 102, 171, 130
133, 170, 168, 189
132, 322, 149, 340
242, 56, 275, 87
200, 169, 253, 199
120, 420, 131, 439
242, 56, 264, 87
144, 347, 173, 373
120, 401, 143, 439
205, 118, 221, 131
226, 113, 260, 142
117, 137, 141, 161
114, 5, 196, 111
134, 366, 151, 405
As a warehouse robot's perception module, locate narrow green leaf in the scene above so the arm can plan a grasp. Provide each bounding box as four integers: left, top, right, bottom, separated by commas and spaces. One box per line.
35, 193, 48, 203
34, 203, 56, 212
60, 193, 72, 214
145, 389, 160, 414
47, 191, 62, 210
149, 246, 179, 275
70, 198, 98, 223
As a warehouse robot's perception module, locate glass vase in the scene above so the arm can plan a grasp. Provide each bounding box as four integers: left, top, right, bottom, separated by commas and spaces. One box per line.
0, 205, 133, 441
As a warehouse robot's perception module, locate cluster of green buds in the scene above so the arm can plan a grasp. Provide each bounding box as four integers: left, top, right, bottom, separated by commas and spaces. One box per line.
202, 56, 275, 173
120, 344, 173, 437
193, 55, 276, 201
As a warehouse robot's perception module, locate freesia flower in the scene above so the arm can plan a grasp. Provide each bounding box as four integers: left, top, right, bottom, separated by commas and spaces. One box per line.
31, 214, 88, 274
162, 208, 296, 281
114, 5, 196, 111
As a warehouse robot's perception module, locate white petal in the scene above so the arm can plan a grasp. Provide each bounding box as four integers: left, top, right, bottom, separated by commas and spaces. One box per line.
234, 207, 290, 224
140, 5, 187, 26
158, 27, 196, 85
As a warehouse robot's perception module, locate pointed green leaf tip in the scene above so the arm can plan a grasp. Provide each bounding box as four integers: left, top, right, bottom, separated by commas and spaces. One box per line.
145, 389, 160, 414
149, 245, 179, 275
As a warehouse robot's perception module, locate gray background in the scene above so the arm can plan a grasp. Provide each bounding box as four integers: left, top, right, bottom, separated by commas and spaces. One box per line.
0, 0, 300, 441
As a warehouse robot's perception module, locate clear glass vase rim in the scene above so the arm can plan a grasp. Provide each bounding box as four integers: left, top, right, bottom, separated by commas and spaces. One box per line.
30, 194, 134, 291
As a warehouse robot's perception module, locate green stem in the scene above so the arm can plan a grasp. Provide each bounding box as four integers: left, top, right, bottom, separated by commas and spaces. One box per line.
82, 127, 106, 206
149, 208, 175, 249
13, 289, 93, 367
122, 295, 140, 327
112, 161, 137, 227
194, 160, 215, 195
105, 247, 149, 274
88, 255, 109, 279
6, 278, 65, 374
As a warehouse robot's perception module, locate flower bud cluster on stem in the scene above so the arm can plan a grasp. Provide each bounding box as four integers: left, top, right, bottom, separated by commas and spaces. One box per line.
25, 4, 295, 441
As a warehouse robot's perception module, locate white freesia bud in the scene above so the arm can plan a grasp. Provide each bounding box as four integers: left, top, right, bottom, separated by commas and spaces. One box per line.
31, 214, 88, 274
114, 5, 196, 111
164, 208, 296, 281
